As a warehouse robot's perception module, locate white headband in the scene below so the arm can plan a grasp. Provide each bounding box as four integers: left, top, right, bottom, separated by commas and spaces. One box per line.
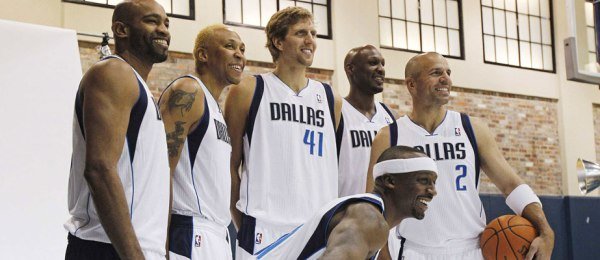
373, 157, 438, 179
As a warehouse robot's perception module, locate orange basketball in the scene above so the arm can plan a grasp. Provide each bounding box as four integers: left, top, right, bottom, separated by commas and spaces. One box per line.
480, 215, 538, 260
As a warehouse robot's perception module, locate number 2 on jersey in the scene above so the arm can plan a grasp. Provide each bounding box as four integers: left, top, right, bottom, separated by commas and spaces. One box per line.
303, 129, 323, 157
455, 164, 467, 191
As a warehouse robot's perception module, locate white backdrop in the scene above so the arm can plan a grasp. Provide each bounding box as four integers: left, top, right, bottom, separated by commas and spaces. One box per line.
0, 19, 82, 259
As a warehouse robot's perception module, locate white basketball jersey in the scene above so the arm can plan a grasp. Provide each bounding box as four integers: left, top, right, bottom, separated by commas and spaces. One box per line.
65, 55, 170, 255
238, 72, 339, 228
167, 75, 232, 226
338, 100, 394, 196
255, 193, 384, 259
391, 110, 485, 248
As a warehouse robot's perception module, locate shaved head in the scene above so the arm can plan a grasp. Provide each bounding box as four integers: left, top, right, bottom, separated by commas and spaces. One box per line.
344, 44, 378, 68
404, 52, 444, 80
113, 0, 144, 23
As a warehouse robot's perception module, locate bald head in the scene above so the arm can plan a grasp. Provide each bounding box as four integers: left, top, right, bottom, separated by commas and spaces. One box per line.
404, 52, 445, 80
344, 44, 378, 68
113, 0, 143, 23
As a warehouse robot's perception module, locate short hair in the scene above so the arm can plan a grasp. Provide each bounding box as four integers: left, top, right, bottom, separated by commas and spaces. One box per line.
193, 24, 229, 73
374, 146, 429, 191
404, 52, 442, 79
265, 6, 313, 62
376, 146, 428, 164
344, 45, 377, 67
112, 0, 136, 24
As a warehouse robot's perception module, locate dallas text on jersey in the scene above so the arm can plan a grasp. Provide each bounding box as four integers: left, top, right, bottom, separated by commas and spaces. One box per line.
270, 102, 325, 127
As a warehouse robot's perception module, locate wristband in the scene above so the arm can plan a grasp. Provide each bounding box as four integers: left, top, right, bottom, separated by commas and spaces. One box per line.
505, 184, 542, 215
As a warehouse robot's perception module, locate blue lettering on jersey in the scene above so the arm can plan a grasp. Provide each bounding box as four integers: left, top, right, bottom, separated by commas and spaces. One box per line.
270, 102, 325, 127
214, 119, 231, 144
414, 142, 466, 161
350, 130, 377, 148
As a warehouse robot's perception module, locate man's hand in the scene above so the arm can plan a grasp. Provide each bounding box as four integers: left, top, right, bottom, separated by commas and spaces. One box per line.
525, 232, 554, 260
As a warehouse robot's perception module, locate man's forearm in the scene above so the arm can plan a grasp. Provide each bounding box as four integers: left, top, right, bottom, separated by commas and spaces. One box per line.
522, 203, 554, 238
86, 168, 144, 259
230, 169, 242, 230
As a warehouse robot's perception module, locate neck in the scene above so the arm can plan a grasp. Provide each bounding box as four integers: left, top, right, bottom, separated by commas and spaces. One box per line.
116, 51, 153, 81
409, 102, 447, 133
197, 71, 226, 100
273, 61, 308, 93
345, 88, 377, 119
376, 191, 407, 228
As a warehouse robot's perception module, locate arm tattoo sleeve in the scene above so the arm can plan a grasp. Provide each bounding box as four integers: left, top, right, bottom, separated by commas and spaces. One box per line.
166, 121, 186, 158
168, 89, 197, 116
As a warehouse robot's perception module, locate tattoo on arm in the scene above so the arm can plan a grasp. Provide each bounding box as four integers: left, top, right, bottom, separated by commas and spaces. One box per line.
168, 89, 197, 116
166, 121, 185, 158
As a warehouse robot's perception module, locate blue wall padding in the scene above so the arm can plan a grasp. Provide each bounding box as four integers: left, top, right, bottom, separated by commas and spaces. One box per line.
480, 194, 600, 260
565, 196, 600, 260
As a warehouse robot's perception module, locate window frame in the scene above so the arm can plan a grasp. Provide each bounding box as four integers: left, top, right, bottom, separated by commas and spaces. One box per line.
222, 0, 333, 40
62, 0, 195, 20
378, 0, 466, 60
479, 0, 556, 73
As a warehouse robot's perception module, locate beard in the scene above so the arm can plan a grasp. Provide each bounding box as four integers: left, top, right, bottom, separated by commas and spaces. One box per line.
129, 30, 168, 63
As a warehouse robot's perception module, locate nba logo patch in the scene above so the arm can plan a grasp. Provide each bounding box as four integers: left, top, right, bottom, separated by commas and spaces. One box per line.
316, 94, 323, 103
194, 235, 202, 247
385, 117, 393, 124
255, 233, 263, 244
455, 128, 461, 136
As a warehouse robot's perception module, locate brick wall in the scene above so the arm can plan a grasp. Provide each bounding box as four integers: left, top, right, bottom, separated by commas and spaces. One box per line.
79, 41, 562, 195
382, 80, 562, 195
78, 41, 333, 105
595, 104, 600, 163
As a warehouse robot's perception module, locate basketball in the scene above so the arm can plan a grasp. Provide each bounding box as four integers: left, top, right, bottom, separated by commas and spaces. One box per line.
480, 215, 538, 260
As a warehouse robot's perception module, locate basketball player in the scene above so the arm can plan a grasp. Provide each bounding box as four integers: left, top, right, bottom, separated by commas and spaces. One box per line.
366, 52, 554, 260
255, 146, 437, 259
224, 6, 343, 259
339, 45, 395, 197
159, 25, 245, 259
64, 1, 171, 259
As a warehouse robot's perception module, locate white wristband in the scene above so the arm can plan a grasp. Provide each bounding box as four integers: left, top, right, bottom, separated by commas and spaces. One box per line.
505, 184, 542, 215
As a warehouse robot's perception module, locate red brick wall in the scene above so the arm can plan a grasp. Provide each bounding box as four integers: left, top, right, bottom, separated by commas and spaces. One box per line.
79, 41, 562, 195
382, 80, 562, 195
78, 41, 333, 105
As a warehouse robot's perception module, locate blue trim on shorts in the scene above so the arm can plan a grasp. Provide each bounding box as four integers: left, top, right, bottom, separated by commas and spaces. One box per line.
255, 224, 304, 258
237, 213, 257, 254
169, 214, 194, 258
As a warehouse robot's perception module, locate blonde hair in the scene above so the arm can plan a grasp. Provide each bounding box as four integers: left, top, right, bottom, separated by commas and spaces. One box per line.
193, 24, 229, 73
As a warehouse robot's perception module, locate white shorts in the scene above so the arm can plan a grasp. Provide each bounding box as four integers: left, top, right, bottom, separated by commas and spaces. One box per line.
235, 214, 295, 260
387, 230, 483, 260
143, 250, 167, 260
168, 214, 232, 260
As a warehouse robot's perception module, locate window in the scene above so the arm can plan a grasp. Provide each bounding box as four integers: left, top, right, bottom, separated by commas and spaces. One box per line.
378, 0, 464, 58
481, 0, 554, 72
585, 0, 597, 70
224, 0, 332, 39
63, 0, 194, 19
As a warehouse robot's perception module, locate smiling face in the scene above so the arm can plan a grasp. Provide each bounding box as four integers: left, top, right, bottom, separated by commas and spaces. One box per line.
347, 46, 386, 94
126, 0, 171, 63
275, 18, 317, 67
204, 28, 246, 85
395, 171, 437, 220
407, 53, 452, 106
